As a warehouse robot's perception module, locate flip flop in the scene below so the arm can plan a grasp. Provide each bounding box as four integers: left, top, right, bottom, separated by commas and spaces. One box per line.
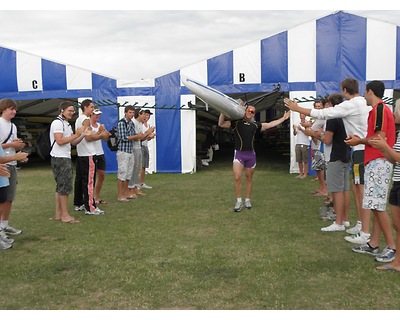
62, 219, 80, 224
127, 195, 137, 199
118, 198, 130, 203
375, 265, 400, 272
313, 192, 328, 197
50, 217, 61, 222
95, 199, 107, 204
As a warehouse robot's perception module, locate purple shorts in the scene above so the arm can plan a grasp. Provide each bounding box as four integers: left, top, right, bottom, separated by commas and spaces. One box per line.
233, 150, 256, 169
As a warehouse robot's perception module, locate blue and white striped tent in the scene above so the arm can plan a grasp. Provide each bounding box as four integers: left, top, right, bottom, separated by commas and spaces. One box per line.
1, 11, 400, 174
176, 10, 400, 173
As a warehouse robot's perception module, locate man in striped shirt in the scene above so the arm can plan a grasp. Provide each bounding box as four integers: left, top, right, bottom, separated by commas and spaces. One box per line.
116, 106, 136, 202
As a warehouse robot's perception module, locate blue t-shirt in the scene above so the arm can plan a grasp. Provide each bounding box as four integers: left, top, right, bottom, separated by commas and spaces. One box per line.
0, 146, 10, 188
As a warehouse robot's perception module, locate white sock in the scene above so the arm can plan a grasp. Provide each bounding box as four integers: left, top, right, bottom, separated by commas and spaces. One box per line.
237, 198, 242, 203
245, 198, 251, 203
0, 220, 9, 229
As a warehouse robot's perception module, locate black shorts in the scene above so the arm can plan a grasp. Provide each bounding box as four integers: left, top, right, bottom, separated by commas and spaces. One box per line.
389, 181, 400, 207
95, 154, 106, 171
351, 150, 365, 185
0, 187, 7, 203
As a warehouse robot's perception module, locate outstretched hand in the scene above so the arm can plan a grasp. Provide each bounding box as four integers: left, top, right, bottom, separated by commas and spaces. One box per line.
282, 110, 291, 121
284, 98, 299, 111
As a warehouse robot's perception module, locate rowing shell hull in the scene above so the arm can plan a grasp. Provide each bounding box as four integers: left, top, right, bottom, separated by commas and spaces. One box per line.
181, 75, 245, 120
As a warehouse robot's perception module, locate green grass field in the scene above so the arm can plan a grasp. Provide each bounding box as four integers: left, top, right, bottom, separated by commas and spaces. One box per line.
1, 145, 400, 310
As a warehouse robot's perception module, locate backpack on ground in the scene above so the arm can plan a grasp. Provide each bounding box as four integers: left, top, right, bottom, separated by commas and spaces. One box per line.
35, 118, 63, 160
107, 119, 127, 152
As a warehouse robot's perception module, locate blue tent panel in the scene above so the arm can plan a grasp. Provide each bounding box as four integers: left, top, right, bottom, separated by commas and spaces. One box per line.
155, 71, 182, 173
42, 59, 67, 91
261, 31, 288, 83
0, 47, 18, 93
207, 51, 233, 86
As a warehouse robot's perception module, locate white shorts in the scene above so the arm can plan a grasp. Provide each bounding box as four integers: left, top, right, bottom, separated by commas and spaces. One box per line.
117, 151, 134, 181
362, 158, 393, 211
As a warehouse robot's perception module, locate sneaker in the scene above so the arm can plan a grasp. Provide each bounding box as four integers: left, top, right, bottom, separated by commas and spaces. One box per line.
321, 210, 337, 221
233, 201, 243, 212
342, 220, 350, 228
74, 204, 85, 211
140, 183, 152, 189
346, 221, 362, 235
321, 222, 345, 232
352, 243, 379, 256
85, 207, 106, 215
0, 239, 12, 250
344, 232, 370, 244
245, 200, 252, 210
375, 246, 396, 263
3, 225, 22, 235
0, 229, 15, 244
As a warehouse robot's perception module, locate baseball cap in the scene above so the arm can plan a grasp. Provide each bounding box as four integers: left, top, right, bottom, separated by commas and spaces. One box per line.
143, 109, 153, 115
93, 109, 102, 115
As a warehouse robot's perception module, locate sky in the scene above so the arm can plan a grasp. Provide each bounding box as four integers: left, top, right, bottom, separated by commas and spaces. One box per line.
1, 3, 400, 81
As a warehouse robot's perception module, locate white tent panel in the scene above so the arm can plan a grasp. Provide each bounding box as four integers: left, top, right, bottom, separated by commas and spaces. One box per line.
180, 94, 197, 173
117, 78, 155, 88
289, 91, 315, 174
288, 20, 316, 82
16, 51, 43, 92
180, 60, 208, 85
233, 40, 261, 84
366, 19, 397, 81
66, 65, 92, 90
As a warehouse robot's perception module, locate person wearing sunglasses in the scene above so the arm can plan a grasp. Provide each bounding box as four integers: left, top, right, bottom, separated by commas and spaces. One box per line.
218, 105, 290, 212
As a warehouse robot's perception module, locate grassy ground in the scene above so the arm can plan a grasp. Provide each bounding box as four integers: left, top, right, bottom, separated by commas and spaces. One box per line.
1, 143, 400, 310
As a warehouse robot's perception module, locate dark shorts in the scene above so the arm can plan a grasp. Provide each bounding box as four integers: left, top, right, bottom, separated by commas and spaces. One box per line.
389, 181, 400, 207
233, 150, 256, 169
351, 150, 365, 185
0, 187, 7, 203
51, 157, 73, 195
96, 154, 106, 171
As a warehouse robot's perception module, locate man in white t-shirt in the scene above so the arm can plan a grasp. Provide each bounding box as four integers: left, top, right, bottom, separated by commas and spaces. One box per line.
128, 109, 155, 197
50, 101, 86, 223
74, 99, 109, 215
293, 113, 311, 179
139, 109, 155, 189
0, 98, 26, 237
285, 77, 372, 243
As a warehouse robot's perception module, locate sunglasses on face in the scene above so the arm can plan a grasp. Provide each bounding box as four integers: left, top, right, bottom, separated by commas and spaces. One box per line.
246, 109, 255, 114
